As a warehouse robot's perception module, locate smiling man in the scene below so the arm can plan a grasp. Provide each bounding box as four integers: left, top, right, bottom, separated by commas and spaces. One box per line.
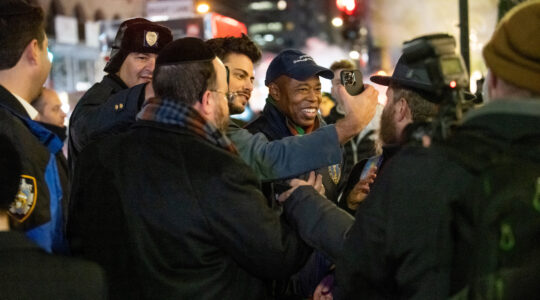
207, 38, 379, 182
68, 18, 172, 169
246, 49, 342, 202
206, 35, 258, 115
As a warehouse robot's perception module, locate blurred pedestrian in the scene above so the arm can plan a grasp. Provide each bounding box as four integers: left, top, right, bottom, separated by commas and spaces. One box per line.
33, 87, 67, 141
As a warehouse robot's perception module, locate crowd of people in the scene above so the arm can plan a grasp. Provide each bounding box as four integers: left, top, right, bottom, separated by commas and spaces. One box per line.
0, 0, 539, 299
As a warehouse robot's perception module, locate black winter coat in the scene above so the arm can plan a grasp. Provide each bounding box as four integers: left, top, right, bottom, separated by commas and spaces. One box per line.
67, 120, 351, 299
335, 100, 540, 299
68, 74, 144, 170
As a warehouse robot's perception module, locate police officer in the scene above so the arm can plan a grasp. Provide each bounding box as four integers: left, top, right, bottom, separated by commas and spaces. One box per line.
0, 0, 68, 253
68, 18, 172, 168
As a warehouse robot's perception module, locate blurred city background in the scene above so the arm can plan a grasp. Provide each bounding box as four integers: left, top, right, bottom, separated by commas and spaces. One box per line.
29, 0, 523, 122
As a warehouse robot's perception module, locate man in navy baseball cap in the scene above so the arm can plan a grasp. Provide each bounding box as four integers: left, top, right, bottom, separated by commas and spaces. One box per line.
258, 49, 334, 131
246, 49, 340, 298
265, 49, 334, 86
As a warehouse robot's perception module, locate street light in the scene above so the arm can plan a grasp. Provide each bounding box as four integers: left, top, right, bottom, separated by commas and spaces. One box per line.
332, 17, 343, 27
197, 3, 210, 14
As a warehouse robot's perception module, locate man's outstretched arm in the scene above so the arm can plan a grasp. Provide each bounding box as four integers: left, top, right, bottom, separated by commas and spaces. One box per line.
228, 85, 379, 181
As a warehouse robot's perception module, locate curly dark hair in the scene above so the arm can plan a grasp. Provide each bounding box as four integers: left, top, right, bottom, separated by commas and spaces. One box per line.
206, 34, 262, 64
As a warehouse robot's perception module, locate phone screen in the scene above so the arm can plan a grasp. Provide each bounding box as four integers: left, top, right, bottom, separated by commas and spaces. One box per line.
360, 155, 383, 180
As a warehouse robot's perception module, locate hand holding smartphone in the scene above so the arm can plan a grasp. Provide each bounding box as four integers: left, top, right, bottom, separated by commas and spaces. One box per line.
340, 69, 364, 96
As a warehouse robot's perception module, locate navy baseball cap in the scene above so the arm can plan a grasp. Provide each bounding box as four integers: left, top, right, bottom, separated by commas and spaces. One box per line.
265, 49, 334, 86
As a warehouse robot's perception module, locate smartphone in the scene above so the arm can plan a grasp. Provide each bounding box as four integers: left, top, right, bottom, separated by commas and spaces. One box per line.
360, 155, 383, 180
340, 69, 364, 96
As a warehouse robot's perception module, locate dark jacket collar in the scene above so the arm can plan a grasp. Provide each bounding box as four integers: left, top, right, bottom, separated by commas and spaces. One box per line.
461, 99, 540, 141
104, 73, 129, 92
0, 85, 30, 118
261, 99, 292, 139
37, 122, 67, 143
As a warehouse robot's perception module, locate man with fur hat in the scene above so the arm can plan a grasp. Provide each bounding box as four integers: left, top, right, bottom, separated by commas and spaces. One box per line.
68, 18, 172, 168
67, 37, 354, 299
334, 1, 540, 299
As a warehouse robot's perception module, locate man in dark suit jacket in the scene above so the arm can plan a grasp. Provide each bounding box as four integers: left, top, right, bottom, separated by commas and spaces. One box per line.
0, 134, 106, 300
0, 0, 70, 253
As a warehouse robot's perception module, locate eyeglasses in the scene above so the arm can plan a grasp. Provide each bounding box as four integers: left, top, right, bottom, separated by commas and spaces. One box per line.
209, 90, 236, 102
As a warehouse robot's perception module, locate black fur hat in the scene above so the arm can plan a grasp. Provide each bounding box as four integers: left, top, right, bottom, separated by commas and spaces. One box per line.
104, 18, 173, 73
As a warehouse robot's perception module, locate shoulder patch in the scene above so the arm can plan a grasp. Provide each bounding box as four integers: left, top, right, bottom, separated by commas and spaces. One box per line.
8, 175, 37, 223
328, 164, 341, 185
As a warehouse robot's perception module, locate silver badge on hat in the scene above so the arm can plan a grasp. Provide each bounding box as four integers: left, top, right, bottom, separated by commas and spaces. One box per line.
145, 31, 158, 47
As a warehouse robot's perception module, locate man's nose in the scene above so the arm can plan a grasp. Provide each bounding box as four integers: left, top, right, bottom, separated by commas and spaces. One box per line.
245, 79, 254, 92
147, 57, 156, 71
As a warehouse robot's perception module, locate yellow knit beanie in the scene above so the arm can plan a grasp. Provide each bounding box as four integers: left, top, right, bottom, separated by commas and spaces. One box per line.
483, 0, 540, 94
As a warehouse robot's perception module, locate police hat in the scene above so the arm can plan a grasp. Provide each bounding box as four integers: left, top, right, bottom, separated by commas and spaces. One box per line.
104, 18, 173, 73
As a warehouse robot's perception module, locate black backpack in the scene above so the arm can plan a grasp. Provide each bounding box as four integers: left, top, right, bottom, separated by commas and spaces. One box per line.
443, 130, 540, 300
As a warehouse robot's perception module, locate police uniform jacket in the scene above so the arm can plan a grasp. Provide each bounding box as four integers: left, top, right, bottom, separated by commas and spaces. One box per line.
0, 85, 69, 253
67, 119, 353, 300
0, 231, 105, 300
68, 74, 145, 170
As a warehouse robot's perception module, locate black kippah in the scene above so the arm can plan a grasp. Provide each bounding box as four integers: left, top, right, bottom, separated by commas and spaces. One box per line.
156, 37, 215, 67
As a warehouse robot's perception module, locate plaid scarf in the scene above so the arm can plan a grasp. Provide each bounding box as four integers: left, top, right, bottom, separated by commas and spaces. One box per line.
137, 97, 237, 154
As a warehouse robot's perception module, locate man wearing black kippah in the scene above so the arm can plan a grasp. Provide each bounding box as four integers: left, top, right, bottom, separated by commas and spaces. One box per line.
68, 18, 172, 170
68, 37, 354, 299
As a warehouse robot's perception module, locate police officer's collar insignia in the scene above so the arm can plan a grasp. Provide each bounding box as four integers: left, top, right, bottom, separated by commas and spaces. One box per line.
8, 175, 37, 223
328, 164, 341, 185
145, 31, 158, 47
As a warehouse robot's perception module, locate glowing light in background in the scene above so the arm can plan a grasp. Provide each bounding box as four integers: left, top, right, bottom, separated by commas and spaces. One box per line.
349, 50, 360, 60
470, 70, 483, 93
277, 0, 287, 10
336, 0, 357, 15
196, 3, 210, 14
148, 15, 169, 22
263, 34, 275, 42
47, 49, 54, 63
332, 17, 344, 27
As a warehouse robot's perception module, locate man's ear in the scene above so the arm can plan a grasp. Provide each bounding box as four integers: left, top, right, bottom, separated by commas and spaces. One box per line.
269, 83, 280, 101
23, 39, 40, 66
396, 97, 411, 122
195, 90, 214, 119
